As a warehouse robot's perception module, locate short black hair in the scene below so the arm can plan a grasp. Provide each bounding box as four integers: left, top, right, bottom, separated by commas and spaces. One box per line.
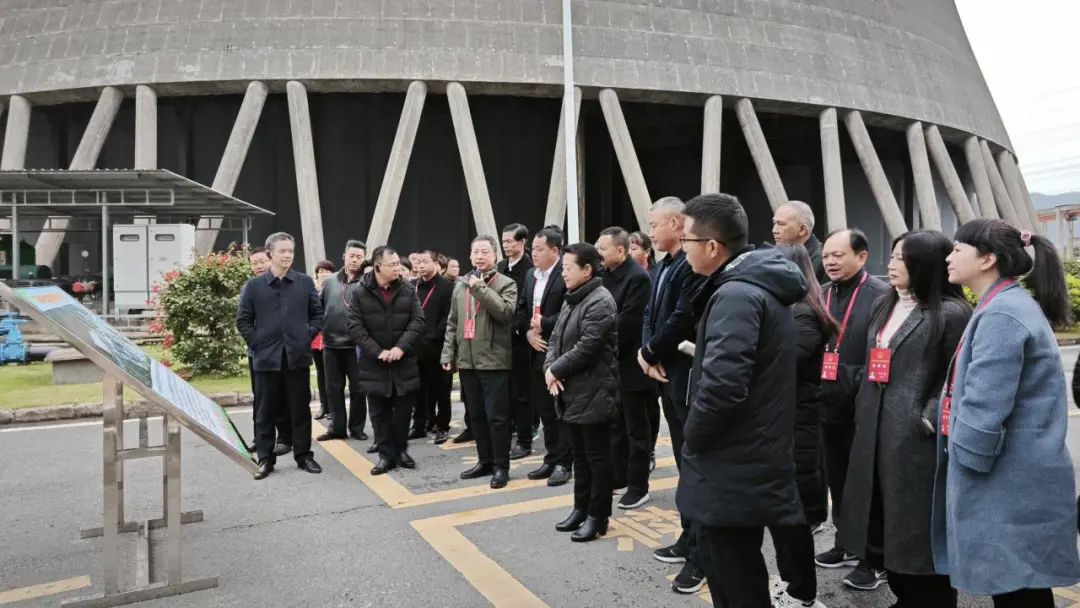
344, 239, 367, 252
629, 231, 652, 252
682, 193, 748, 251
563, 242, 603, 279
825, 228, 870, 254
399, 258, 412, 271
472, 235, 498, 251
415, 249, 438, 261
534, 226, 564, 251
248, 247, 267, 258
502, 223, 529, 242
371, 245, 398, 264
598, 226, 631, 252
314, 260, 335, 274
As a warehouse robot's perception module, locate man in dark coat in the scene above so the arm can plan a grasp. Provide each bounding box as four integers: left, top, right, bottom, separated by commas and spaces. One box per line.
597, 226, 655, 510
516, 227, 572, 486
347, 246, 425, 476
411, 249, 454, 444
773, 201, 828, 284
499, 223, 535, 458
237, 232, 324, 480
676, 194, 810, 607
638, 196, 707, 593
814, 228, 891, 589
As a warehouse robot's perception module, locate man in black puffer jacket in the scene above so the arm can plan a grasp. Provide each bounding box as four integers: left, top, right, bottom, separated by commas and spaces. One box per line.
347, 246, 425, 476
677, 194, 814, 608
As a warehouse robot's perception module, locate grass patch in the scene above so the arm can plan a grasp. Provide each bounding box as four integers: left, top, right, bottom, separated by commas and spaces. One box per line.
1056, 326, 1080, 341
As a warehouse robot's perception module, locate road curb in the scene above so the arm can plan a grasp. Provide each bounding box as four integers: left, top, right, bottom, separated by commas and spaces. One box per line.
1059, 338, 1080, 346
0, 392, 254, 426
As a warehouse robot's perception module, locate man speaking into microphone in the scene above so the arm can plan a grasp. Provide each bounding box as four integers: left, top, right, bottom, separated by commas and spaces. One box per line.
441, 236, 519, 489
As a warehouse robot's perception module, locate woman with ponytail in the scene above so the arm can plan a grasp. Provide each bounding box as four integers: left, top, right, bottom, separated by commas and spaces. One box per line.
933, 219, 1080, 607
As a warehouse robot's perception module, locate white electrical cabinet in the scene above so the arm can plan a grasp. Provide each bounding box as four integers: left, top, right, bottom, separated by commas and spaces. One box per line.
113, 224, 197, 313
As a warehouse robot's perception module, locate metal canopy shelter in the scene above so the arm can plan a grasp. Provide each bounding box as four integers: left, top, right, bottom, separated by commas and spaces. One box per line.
0, 169, 274, 315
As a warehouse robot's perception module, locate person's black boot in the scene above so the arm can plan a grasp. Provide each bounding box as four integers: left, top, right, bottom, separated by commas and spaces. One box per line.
555, 509, 587, 532
570, 516, 608, 542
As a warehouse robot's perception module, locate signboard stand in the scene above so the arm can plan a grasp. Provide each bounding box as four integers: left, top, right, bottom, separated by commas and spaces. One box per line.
64, 375, 218, 608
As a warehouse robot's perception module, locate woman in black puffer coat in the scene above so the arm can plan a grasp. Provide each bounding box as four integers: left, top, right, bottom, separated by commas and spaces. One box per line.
544, 243, 620, 542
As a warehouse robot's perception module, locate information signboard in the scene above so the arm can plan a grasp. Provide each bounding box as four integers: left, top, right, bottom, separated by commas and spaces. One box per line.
0, 282, 255, 471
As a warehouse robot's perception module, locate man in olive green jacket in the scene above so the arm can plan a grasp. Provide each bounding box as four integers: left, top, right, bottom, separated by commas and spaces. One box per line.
442, 235, 518, 489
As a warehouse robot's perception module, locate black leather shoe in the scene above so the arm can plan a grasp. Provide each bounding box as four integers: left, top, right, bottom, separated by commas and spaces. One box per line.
509, 444, 532, 460
547, 465, 572, 487
460, 463, 493, 480
314, 411, 328, 420
298, 458, 322, 474
433, 430, 449, 445
316, 432, 347, 442
555, 509, 588, 532
451, 428, 474, 444
398, 452, 416, 469
528, 463, 555, 480
253, 460, 274, 480
273, 442, 292, 456
571, 516, 608, 542
366, 444, 379, 454
490, 468, 509, 489
371, 458, 397, 475
351, 431, 370, 441
407, 428, 427, 440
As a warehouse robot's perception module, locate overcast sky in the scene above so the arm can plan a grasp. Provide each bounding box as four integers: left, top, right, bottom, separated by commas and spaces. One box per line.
956, 0, 1080, 196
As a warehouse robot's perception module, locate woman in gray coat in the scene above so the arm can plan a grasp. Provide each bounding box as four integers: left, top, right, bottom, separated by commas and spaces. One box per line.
839, 230, 970, 606
545, 243, 620, 542
936, 219, 1080, 607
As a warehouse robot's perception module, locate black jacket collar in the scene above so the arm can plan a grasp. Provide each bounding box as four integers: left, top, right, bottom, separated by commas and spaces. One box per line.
565, 277, 603, 305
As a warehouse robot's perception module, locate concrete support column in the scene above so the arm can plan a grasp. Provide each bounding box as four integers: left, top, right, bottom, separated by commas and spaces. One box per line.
0, 95, 31, 170
735, 98, 787, 211
543, 87, 582, 229
366, 81, 428, 249
964, 136, 997, 219
701, 95, 723, 194
134, 86, 157, 170
37, 87, 123, 268
978, 140, 1024, 229
1012, 156, 1043, 234
924, 125, 976, 224
446, 83, 501, 252
598, 88, 652, 232
997, 151, 1039, 231
843, 110, 908, 240
285, 81, 327, 269
819, 108, 846, 232
906, 122, 941, 231
196, 81, 269, 253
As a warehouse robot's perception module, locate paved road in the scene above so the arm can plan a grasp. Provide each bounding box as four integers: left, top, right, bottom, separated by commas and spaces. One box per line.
2, 350, 1080, 607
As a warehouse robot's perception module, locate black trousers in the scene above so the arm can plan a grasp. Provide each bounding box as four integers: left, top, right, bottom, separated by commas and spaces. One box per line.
253, 363, 312, 465
822, 420, 856, 537
530, 358, 572, 468
249, 356, 291, 445
459, 369, 511, 470
698, 525, 771, 608
416, 356, 451, 432
510, 357, 533, 446
313, 348, 328, 416
611, 388, 653, 494
567, 421, 612, 518
647, 389, 660, 452
768, 525, 818, 602
324, 347, 367, 437
368, 391, 413, 461
660, 364, 697, 562
992, 588, 1054, 607
887, 572, 957, 607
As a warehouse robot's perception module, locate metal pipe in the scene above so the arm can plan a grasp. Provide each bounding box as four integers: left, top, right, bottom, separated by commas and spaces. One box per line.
102, 204, 110, 317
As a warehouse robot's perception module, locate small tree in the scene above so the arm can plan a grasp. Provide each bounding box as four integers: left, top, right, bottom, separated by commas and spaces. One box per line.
150, 246, 251, 377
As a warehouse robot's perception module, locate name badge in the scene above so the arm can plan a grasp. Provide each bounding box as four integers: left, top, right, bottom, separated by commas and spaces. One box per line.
821, 351, 839, 381
940, 395, 951, 436
867, 348, 892, 384
464, 319, 476, 341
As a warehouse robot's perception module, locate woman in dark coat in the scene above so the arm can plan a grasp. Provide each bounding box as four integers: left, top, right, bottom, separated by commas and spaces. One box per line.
545, 243, 620, 542
839, 230, 970, 606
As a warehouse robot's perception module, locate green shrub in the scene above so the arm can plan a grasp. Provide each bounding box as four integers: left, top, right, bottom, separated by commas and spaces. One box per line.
963, 273, 1080, 330
149, 246, 251, 377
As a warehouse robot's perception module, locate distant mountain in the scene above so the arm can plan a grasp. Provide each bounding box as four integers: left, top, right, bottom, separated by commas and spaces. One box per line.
1031, 191, 1080, 210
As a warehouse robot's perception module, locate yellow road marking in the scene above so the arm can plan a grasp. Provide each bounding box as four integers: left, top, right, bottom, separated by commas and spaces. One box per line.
0, 576, 91, 605
614, 516, 664, 540
314, 423, 677, 509
617, 537, 634, 551
410, 476, 679, 608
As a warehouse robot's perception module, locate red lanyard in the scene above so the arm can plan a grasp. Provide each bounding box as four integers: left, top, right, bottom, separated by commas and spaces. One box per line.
420, 281, 437, 310
826, 273, 868, 352
464, 274, 497, 321
944, 280, 1016, 397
